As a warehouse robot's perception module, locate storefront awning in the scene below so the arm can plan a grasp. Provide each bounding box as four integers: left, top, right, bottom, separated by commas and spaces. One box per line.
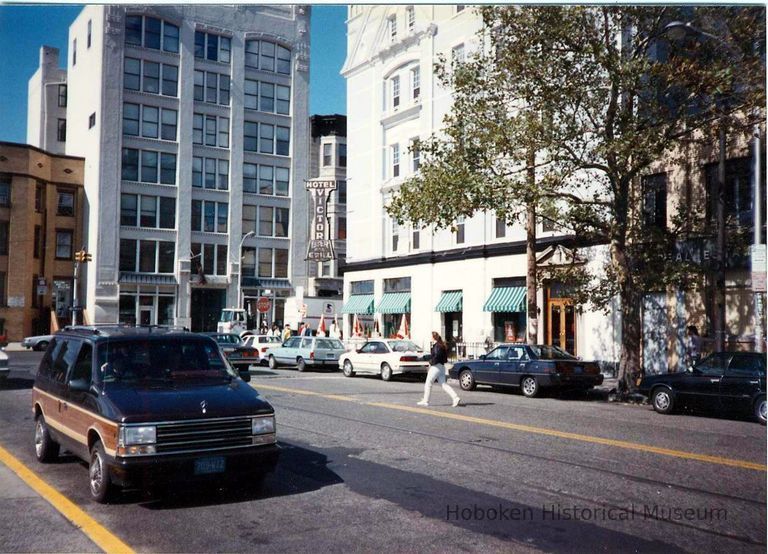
119, 273, 177, 285
341, 294, 375, 314
483, 287, 526, 312
377, 292, 411, 314
435, 290, 463, 312
241, 277, 292, 289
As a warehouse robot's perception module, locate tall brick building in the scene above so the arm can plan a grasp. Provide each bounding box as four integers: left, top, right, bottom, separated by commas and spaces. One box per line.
0, 141, 85, 340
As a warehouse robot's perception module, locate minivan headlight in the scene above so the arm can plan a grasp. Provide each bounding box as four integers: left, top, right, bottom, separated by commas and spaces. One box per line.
252, 416, 275, 435
120, 425, 157, 445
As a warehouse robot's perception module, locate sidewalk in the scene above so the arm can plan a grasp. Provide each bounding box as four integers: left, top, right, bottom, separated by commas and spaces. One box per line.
4, 342, 28, 352
0, 462, 100, 552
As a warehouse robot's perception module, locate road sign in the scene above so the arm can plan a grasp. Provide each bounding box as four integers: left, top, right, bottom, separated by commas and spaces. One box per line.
323, 303, 334, 315
256, 297, 271, 313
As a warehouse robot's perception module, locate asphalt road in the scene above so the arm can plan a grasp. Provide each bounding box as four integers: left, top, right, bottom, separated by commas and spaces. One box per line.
0, 351, 765, 553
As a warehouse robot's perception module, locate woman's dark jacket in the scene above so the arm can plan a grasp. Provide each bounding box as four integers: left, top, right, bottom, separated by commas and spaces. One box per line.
430, 342, 448, 365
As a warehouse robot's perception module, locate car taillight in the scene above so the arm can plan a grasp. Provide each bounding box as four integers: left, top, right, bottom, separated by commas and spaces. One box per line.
400, 356, 417, 362
310, 351, 315, 360
554, 363, 572, 374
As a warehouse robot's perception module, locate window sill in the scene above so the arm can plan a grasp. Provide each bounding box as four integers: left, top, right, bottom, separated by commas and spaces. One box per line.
381, 102, 421, 127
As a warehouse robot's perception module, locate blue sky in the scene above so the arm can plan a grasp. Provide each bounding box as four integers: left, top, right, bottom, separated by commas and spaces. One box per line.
0, 4, 347, 144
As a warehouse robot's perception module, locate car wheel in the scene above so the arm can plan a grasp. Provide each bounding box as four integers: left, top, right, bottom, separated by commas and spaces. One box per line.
297, 357, 306, 372
343, 360, 355, 377
381, 363, 393, 381
268, 355, 278, 369
520, 376, 539, 398
89, 441, 115, 504
34, 414, 59, 463
34, 341, 48, 352
755, 396, 766, 425
459, 369, 476, 391
651, 387, 674, 414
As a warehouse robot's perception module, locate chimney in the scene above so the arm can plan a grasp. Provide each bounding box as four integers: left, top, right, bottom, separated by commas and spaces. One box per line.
40, 45, 60, 72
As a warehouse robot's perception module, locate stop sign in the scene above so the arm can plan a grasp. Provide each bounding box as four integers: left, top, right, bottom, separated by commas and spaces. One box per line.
256, 297, 271, 313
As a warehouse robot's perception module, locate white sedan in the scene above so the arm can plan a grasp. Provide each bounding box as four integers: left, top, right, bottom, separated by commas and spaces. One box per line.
339, 339, 430, 381
21, 334, 54, 351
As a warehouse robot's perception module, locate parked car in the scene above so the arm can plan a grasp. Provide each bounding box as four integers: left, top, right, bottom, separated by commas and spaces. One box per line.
22, 334, 55, 351
639, 352, 766, 424
32, 325, 278, 503
242, 335, 283, 366
0, 350, 8, 381
339, 339, 430, 381
202, 332, 260, 372
449, 344, 603, 397
266, 336, 346, 371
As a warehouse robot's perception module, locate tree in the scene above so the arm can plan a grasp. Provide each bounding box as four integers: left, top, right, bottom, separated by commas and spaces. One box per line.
386, 6, 765, 393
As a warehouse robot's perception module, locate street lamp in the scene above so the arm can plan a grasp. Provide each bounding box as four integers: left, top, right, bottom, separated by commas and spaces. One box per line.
237, 231, 256, 310
663, 20, 764, 352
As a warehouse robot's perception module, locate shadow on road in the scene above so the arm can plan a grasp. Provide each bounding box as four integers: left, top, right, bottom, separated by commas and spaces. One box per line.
0, 376, 34, 390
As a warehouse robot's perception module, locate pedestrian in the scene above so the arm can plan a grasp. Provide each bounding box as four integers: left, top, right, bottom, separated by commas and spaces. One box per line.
301, 323, 311, 337
269, 324, 280, 338
685, 325, 702, 367
329, 321, 340, 339
418, 332, 461, 408
282, 324, 292, 343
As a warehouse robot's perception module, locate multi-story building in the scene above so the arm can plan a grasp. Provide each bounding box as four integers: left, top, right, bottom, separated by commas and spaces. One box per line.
341, 5, 621, 362
54, 5, 310, 331
27, 46, 68, 156
306, 114, 346, 297
0, 141, 84, 340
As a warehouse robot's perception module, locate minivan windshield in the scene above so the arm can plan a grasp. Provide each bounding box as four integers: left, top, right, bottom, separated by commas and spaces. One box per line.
97, 339, 235, 383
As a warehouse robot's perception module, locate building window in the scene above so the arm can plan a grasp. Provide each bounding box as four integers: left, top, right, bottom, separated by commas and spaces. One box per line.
260, 82, 275, 112
121, 148, 139, 181
455, 216, 465, 244
391, 144, 400, 178
259, 206, 274, 236
260, 166, 274, 195
34, 226, 42, 258
0, 222, 8, 255
195, 31, 230, 63
389, 15, 397, 41
219, 118, 229, 148
58, 84, 67, 107
55, 230, 73, 259
258, 248, 272, 277
120, 239, 137, 271
215, 244, 227, 276
125, 15, 178, 53
392, 76, 400, 109
495, 217, 506, 238
705, 157, 754, 229
407, 6, 415, 31
144, 17, 161, 49
412, 228, 420, 250
88, 113, 96, 129
158, 241, 175, 273
159, 197, 175, 228
0, 177, 9, 207
217, 160, 229, 190
338, 217, 346, 240
160, 153, 176, 185
276, 85, 290, 114
243, 163, 257, 193
120, 194, 137, 226
140, 195, 157, 227
124, 58, 140, 90
162, 64, 178, 96
125, 15, 142, 46
72, 39, 76, 66
276, 126, 290, 156
191, 201, 227, 234
161, 108, 177, 141
244, 79, 258, 109
35, 182, 44, 212
275, 167, 289, 196
143, 61, 159, 93
0, 274, 5, 306
139, 240, 156, 272
411, 139, 420, 171
336, 179, 347, 203
452, 43, 465, 64
163, 22, 179, 53
87, 20, 92, 48
642, 173, 667, 229
193, 114, 204, 145
243, 205, 257, 234
338, 143, 347, 167
392, 219, 399, 252
323, 143, 332, 166
411, 66, 420, 100
141, 151, 158, 183
277, 45, 291, 75
57, 190, 75, 216
244, 121, 259, 152
260, 124, 274, 154
260, 41, 275, 71
57, 119, 66, 142
123, 102, 140, 136
244, 40, 259, 68
143, 104, 160, 139
125, 59, 176, 96
205, 115, 216, 146
275, 208, 289, 237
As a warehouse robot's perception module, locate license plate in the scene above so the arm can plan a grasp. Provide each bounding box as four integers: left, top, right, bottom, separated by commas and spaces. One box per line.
574, 366, 583, 374
326, 353, 336, 359
194, 456, 225, 475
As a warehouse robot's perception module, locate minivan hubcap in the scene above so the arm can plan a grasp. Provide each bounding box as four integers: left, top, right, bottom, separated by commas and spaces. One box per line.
90, 453, 103, 495
34, 421, 44, 456
655, 392, 670, 410
759, 400, 767, 421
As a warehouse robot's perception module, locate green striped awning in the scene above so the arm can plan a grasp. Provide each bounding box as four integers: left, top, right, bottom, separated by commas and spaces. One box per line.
435, 290, 463, 312
340, 294, 375, 314
482, 287, 526, 312
377, 292, 411, 314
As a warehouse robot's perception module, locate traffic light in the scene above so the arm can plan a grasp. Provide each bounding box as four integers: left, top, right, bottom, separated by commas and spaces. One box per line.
84, 252, 92, 262
74, 250, 92, 263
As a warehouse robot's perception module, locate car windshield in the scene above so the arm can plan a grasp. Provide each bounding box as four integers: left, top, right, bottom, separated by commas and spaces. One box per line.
315, 339, 344, 350
97, 339, 235, 383
220, 311, 233, 322
529, 345, 577, 360
214, 334, 241, 345
389, 340, 421, 352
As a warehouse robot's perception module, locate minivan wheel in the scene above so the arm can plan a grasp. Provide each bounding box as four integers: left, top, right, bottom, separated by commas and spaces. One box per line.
268, 355, 278, 370
297, 357, 306, 372
520, 376, 539, 398
343, 360, 355, 377
755, 396, 766, 425
34, 415, 59, 463
89, 441, 115, 504
652, 388, 674, 415
459, 370, 476, 391
381, 363, 393, 381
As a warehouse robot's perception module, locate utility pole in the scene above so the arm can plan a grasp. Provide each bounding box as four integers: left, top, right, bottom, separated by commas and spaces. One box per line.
714, 124, 727, 351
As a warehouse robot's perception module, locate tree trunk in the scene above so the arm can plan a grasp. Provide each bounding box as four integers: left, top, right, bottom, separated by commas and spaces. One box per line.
526, 201, 538, 344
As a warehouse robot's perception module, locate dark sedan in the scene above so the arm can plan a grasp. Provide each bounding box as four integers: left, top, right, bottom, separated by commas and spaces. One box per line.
639, 352, 766, 424
449, 344, 603, 398
202, 333, 259, 373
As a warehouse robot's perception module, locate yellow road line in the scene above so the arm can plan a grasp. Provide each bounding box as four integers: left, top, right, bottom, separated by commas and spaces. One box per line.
0, 444, 134, 554
256, 383, 767, 472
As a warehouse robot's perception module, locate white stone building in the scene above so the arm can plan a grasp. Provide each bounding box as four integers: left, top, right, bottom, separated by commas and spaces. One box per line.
27, 46, 68, 155
341, 5, 620, 364
48, 5, 310, 330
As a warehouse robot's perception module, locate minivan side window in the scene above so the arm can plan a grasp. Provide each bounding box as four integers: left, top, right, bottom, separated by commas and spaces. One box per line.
52, 339, 80, 384
37, 337, 59, 379
70, 343, 94, 383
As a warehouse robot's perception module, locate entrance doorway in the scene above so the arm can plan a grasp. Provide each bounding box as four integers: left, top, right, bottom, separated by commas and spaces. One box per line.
191, 289, 226, 332
546, 284, 576, 355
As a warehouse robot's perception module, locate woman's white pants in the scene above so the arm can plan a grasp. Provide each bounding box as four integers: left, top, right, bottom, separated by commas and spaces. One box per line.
422, 363, 459, 403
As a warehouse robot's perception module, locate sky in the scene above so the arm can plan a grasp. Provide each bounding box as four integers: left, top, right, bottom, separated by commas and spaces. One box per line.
0, 4, 348, 144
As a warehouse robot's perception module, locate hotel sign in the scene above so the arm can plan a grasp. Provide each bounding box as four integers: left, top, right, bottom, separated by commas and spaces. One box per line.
305, 179, 338, 262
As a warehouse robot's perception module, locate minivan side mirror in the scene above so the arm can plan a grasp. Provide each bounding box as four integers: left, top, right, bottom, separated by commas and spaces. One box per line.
68, 378, 91, 393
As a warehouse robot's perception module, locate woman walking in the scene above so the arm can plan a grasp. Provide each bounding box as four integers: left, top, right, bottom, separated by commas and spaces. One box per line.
418, 332, 461, 407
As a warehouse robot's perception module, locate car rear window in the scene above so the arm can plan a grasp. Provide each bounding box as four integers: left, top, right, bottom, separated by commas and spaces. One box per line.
97, 339, 233, 383
529, 345, 577, 360
315, 339, 344, 350
389, 340, 421, 352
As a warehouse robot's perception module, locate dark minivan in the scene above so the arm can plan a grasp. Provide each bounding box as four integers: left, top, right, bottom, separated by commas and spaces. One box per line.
32, 326, 279, 503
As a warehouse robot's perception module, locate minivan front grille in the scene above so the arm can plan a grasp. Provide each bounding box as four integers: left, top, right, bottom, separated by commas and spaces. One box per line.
155, 417, 252, 454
